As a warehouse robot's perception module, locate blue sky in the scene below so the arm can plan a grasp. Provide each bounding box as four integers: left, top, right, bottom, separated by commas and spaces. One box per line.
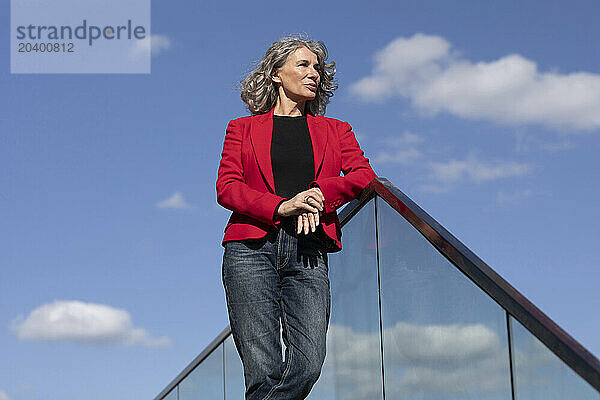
1, 0, 599, 399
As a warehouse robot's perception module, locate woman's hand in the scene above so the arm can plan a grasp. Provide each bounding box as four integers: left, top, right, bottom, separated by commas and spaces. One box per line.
297, 211, 320, 235
295, 187, 324, 234
275, 188, 325, 234
276, 188, 324, 218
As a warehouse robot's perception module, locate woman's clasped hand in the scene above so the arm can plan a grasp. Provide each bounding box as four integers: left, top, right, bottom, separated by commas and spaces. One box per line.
275, 187, 325, 235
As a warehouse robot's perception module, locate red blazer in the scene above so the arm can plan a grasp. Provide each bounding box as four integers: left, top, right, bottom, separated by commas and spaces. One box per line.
216, 106, 378, 252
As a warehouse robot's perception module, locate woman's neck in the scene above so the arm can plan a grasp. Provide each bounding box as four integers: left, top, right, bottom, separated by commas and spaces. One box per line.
273, 97, 306, 117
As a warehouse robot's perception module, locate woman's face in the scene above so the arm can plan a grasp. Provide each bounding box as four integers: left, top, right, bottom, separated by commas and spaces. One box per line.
273, 46, 321, 102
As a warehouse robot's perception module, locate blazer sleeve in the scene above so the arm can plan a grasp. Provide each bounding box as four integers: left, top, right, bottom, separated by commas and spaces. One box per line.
309, 121, 378, 213
216, 119, 287, 226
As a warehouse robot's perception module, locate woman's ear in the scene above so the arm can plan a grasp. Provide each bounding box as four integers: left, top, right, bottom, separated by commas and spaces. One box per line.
271, 70, 281, 84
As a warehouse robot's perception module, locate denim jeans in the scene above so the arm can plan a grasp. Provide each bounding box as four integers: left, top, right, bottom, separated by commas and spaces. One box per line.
222, 218, 330, 400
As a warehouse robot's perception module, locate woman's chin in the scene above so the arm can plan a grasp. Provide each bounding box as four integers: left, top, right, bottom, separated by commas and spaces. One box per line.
304, 92, 317, 100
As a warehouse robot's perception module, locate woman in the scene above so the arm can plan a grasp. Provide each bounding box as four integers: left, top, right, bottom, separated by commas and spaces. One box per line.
216, 35, 377, 400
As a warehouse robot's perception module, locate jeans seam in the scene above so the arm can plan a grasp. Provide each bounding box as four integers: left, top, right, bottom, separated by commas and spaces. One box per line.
276, 229, 283, 270
261, 302, 293, 400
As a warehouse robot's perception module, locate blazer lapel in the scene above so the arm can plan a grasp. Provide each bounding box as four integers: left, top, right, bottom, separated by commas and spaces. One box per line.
250, 106, 327, 194
250, 107, 276, 193
307, 112, 327, 179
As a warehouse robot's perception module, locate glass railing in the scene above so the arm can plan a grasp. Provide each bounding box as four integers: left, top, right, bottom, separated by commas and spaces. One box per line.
154, 177, 600, 400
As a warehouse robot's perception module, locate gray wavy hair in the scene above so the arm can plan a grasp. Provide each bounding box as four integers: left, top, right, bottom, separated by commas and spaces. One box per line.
240, 34, 338, 116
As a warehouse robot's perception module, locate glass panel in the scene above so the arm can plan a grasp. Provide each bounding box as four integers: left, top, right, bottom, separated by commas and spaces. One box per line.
162, 387, 177, 400
377, 197, 512, 399
308, 199, 384, 400
224, 334, 245, 399
178, 344, 224, 400
510, 316, 599, 399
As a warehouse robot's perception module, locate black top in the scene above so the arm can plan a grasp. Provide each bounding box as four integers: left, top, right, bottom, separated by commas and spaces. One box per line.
271, 114, 315, 199
271, 114, 331, 248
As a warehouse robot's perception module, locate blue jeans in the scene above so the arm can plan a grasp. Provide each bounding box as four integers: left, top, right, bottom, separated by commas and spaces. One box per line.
222, 218, 330, 400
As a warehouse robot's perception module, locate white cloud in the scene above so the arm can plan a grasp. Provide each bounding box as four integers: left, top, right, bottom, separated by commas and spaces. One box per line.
515, 131, 575, 153
542, 140, 574, 152
415, 154, 533, 193
383, 321, 501, 363
373, 130, 532, 192
376, 147, 422, 164
11, 300, 171, 347
130, 34, 171, 59
0, 390, 10, 400
496, 189, 533, 205
350, 33, 600, 132
316, 321, 561, 399
418, 183, 452, 194
316, 321, 511, 399
375, 132, 424, 164
156, 192, 192, 209
429, 153, 533, 185
381, 131, 425, 146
